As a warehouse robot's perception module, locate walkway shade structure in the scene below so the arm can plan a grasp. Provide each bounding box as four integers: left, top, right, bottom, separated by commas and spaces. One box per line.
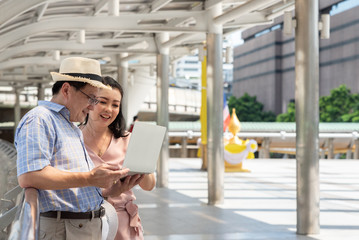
0, 0, 343, 235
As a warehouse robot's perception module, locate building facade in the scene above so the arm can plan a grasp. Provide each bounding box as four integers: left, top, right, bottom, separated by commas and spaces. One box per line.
233, 1, 359, 114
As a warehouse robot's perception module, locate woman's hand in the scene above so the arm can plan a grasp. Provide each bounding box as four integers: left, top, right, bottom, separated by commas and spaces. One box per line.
104, 174, 145, 197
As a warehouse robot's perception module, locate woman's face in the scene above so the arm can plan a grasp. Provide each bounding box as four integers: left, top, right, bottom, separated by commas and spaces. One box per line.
89, 87, 122, 127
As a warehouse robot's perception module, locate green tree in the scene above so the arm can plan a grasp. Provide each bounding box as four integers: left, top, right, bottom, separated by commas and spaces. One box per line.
227, 93, 276, 122
319, 85, 357, 122
277, 84, 359, 122
341, 101, 359, 122
276, 101, 295, 122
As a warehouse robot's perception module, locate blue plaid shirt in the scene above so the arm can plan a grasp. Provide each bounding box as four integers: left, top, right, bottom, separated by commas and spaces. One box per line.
15, 101, 103, 213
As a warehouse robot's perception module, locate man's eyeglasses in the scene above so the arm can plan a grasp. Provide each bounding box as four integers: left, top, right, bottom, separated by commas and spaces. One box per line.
78, 89, 99, 105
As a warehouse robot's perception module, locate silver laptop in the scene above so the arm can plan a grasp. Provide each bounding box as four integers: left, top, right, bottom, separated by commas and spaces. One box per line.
122, 121, 167, 175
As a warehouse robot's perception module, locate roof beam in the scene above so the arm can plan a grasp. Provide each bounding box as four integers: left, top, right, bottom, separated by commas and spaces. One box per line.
92, 0, 109, 16
0, 38, 158, 62
36, 3, 49, 22
214, 0, 279, 25
0, 14, 207, 51
0, 0, 53, 27
151, 0, 172, 12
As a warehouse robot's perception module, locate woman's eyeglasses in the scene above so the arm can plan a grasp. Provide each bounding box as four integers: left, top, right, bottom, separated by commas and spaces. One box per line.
78, 89, 99, 105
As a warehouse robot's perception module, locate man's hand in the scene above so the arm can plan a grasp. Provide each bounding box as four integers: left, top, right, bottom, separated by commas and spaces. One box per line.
88, 164, 130, 189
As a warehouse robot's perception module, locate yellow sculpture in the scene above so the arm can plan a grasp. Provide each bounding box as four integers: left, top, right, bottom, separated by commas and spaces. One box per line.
224, 108, 258, 172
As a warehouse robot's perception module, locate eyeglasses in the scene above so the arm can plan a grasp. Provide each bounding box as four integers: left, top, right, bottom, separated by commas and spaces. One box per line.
78, 89, 99, 105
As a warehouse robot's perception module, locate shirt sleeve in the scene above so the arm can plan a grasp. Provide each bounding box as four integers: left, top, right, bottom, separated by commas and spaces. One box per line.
15, 113, 55, 176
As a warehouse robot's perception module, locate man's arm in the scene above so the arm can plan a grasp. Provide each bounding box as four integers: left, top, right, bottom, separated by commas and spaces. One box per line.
18, 164, 129, 190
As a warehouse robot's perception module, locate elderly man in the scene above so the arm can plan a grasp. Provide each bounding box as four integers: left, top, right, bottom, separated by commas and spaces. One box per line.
15, 57, 128, 239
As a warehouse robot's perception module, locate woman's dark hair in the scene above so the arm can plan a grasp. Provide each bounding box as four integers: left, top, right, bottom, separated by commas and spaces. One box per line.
52, 81, 87, 95
83, 76, 128, 139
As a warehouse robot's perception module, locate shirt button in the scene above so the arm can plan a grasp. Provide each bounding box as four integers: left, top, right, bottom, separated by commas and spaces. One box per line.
79, 224, 83, 228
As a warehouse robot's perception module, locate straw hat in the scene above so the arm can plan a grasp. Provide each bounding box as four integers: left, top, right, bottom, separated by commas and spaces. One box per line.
50, 57, 110, 89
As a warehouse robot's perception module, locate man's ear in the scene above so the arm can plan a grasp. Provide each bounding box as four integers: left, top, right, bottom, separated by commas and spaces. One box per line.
61, 82, 71, 99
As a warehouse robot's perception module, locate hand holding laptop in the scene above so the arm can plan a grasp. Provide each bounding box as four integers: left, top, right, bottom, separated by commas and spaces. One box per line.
109, 174, 145, 197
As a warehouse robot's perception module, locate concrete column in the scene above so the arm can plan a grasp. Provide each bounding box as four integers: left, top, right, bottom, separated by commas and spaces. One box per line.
327, 138, 334, 159
14, 88, 21, 133
259, 137, 271, 159
181, 137, 187, 158
320, 148, 325, 160
37, 83, 45, 101
156, 33, 170, 188
207, 3, 224, 205
354, 139, 359, 159
295, 0, 320, 234
346, 140, 353, 159
117, 54, 129, 125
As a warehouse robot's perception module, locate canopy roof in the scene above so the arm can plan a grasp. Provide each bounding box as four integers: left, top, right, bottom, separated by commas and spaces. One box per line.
0, 0, 295, 88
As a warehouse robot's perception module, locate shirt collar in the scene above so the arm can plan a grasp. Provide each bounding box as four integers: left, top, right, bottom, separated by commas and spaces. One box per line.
38, 100, 71, 121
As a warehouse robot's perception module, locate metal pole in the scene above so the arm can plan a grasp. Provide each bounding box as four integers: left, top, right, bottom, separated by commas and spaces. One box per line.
117, 53, 129, 125
14, 87, 21, 134
156, 33, 169, 188
200, 52, 208, 170
295, 0, 320, 234
207, 3, 224, 205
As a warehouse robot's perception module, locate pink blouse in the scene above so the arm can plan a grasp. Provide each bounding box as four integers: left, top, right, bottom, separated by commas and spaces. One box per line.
86, 135, 144, 240
86, 135, 136, 208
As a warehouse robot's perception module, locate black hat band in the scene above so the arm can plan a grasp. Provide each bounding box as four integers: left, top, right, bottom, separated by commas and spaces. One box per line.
63, 73, 102, 82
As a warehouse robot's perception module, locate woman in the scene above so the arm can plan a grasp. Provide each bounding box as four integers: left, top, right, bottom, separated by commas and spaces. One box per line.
81, 76, 156, 240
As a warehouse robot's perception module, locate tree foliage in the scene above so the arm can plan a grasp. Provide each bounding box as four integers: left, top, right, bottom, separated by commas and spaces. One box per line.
319, 85, 359, 122
227, 93, 276, 122
276, 102, 295, 122
276, 84, 359, 122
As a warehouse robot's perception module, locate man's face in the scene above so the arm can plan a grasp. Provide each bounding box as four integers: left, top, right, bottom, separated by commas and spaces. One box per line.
68, 84, 99, 122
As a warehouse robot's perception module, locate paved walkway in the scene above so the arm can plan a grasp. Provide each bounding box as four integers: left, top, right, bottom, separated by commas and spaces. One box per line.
133, 158, 359, 240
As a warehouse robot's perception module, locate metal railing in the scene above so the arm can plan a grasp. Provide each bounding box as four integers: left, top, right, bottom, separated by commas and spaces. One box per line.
0, 139, 38, 240
142, 101, 200, 113
168, 131, 359, 159
7, 188, 39, 240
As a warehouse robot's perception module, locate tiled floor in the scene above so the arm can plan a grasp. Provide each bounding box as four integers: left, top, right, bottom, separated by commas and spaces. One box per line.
133, 158, 359, 240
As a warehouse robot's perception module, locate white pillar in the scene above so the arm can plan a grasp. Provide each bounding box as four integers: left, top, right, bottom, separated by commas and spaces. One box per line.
14, 87, 21, 133
295, 0, 320, 234
206, 3, 224, 205
156, 32, 170, 188
117, 53, 129, 125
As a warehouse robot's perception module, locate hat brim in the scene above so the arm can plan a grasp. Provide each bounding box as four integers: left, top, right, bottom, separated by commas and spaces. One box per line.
50, 72, 111, 90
